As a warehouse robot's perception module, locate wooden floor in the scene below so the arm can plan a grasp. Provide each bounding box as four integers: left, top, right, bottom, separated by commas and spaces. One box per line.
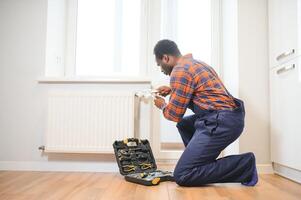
0, 171, 300, 200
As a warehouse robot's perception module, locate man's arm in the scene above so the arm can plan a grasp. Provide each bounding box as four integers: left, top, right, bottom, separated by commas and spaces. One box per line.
154, 71, 194, 122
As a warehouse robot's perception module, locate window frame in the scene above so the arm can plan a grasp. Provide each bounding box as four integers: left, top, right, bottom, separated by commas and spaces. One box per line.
44, 0, 221, 81
152, 0, 223, 160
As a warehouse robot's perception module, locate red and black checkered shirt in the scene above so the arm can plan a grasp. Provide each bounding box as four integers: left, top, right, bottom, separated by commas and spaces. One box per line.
162, 54, 237, 122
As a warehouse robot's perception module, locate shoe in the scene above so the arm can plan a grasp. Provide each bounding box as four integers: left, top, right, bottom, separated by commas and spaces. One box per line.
242, 153, 258, 186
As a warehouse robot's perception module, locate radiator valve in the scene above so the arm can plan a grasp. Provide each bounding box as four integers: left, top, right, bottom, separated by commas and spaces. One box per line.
38, 145, 45, 151
135, 89, 159, 98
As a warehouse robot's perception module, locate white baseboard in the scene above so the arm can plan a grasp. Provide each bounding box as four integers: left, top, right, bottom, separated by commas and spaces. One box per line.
157, 160, 274, 174
0, 161, 274, 174
273, 162, 301, 183
0, 161, 119, 172
256, 164, 274, 174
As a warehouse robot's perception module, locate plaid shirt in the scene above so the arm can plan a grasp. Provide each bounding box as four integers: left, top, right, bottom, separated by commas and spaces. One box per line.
161, 54, 237, 122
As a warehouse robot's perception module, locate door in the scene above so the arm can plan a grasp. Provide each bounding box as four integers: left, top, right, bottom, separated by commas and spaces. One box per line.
268, 0, 300, 68
270, 56, 301, 170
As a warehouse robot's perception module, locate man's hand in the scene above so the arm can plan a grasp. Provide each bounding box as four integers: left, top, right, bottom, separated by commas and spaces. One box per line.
157, 86, 171, 97
154, 96, 166, 110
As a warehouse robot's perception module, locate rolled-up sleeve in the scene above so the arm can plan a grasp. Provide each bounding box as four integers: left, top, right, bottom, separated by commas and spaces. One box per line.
162, 71, 194, 122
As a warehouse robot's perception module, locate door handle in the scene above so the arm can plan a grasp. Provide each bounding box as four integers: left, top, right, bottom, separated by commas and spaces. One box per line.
276, 64, 295, 75
276, 49, 295, 61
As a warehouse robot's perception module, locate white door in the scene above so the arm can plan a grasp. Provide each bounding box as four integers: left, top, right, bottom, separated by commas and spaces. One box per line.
270, 56, 301, 170
268, 0, 300, 68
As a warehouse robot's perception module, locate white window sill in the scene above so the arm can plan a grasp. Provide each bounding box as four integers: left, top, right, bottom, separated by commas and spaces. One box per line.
37, 76, 152, 84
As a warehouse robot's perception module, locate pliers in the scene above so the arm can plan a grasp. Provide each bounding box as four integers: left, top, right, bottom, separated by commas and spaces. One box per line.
122, 165, 136, 172
139, 163, 152, 170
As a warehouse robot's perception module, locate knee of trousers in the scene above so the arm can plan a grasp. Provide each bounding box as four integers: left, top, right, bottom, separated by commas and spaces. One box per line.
173, 166, 190, 186
174, 172, 186, 186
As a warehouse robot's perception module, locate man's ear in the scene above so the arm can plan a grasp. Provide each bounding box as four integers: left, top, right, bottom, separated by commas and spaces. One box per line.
162, 54, 169, 62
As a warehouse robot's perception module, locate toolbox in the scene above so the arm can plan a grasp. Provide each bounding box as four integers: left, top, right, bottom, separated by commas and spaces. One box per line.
113, 138, 174, 186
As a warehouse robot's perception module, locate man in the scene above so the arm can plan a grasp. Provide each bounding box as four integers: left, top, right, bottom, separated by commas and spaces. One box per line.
153, 39, 258, 187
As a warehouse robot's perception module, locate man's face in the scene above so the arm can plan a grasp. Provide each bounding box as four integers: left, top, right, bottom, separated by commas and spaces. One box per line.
156, 55, 173, 76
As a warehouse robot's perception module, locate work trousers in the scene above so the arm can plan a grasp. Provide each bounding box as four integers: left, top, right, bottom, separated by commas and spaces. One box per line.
174, 99, 256, 186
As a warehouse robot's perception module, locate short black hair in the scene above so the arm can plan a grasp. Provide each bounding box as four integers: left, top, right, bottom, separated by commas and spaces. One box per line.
153, 39, 181, 59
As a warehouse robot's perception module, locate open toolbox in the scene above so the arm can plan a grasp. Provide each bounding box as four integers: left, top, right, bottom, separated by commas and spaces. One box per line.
113, 138, 174, 186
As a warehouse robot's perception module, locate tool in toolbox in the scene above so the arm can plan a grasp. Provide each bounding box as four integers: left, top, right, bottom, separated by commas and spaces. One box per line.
113, 138, 174, 186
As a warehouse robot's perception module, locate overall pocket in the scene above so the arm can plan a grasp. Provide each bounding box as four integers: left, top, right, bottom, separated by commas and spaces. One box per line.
194, 112, 219, 136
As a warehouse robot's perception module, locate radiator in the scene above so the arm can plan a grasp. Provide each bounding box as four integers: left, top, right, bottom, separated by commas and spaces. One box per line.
45, 91, 135, 153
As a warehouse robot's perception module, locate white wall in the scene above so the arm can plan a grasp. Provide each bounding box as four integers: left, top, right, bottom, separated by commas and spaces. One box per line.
0, 0, 152, 171
0, 0, 48, 162
237, 0, 270, 166
221, 0, 240, 156
0, 0, 271, 171
221, 0, 270, 169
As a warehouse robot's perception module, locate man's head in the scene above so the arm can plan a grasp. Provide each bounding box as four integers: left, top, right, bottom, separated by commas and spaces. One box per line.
154, 39, 181, 76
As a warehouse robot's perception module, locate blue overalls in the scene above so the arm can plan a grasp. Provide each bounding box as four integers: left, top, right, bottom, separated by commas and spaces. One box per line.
173, 98, 256, 186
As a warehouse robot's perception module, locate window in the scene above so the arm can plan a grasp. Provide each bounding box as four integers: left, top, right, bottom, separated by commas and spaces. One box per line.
44, 0, 220, 78
159, 0, 219, 148
76, 0, 143, 77
161, 0, 213, 65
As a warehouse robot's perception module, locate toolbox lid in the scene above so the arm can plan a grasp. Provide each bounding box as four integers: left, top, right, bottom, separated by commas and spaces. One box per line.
113, 138, 157, 175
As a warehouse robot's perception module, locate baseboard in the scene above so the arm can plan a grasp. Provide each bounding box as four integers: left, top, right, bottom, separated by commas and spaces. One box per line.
157, 160, 274, 174
273, 162, 301, 183
0, 161, 274, 174
0, 161, 119, 172
256, 164, 274, 174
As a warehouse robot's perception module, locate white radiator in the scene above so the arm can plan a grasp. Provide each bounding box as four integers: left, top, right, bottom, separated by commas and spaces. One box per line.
45, 91, 135, 153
